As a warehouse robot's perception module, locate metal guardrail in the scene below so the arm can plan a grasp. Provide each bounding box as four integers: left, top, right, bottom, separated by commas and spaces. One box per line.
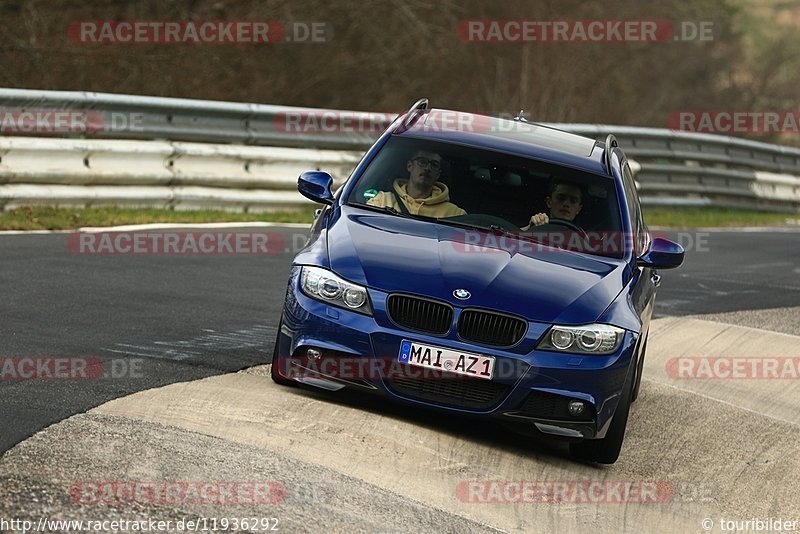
1, 88, 799, 212
0, 136, 359, 211
562, 124, 800, 212
0, 88, 380, 150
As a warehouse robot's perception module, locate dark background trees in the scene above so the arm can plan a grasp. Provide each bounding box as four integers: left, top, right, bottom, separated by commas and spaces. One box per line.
0, 0, 797, 138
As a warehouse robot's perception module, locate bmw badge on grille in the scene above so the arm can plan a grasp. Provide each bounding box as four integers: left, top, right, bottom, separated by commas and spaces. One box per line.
453, 289, 471, 300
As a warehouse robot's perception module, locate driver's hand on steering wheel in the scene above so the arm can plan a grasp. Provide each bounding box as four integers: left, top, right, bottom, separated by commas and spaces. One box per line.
521, 212, 549, 231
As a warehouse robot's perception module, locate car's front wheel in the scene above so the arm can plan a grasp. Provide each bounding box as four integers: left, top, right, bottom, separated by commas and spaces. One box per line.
270, 317, 297, 387
569, 367, 634, 464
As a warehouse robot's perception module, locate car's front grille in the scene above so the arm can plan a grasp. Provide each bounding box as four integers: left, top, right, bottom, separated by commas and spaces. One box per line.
518, 390, 595, 422
386, 294, 452, 335
458, 309, 527, 346
386, 365, 509, 409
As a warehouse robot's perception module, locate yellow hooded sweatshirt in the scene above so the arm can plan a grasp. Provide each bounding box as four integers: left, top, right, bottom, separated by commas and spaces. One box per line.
367, 179, 466, 217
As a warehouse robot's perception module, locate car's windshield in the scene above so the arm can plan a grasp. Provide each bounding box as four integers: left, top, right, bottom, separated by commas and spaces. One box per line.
346, 136, 624, 258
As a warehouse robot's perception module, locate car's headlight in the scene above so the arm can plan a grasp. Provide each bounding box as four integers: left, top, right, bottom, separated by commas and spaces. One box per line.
537, 324, 624, 355
300, 266, 372, 315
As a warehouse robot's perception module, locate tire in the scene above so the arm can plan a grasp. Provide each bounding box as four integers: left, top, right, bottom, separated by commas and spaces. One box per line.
569, 366, 634, 464
630, 335, 648, 403
270, 317, 297, 387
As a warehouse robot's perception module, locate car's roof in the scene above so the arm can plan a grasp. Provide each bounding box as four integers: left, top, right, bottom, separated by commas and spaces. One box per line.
392, 108, 609, 176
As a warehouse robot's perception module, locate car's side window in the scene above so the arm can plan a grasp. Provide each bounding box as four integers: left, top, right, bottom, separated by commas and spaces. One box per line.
621, 162, 637, 224
622, 161, 644, 255
621, 160, 647, 255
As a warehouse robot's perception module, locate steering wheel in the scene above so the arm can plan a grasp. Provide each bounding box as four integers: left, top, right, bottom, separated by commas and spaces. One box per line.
547, 218, 587, 237
521, 218, 590, 248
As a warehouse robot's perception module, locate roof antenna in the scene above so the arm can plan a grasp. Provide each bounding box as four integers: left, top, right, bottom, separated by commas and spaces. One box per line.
513, 110, 528, 122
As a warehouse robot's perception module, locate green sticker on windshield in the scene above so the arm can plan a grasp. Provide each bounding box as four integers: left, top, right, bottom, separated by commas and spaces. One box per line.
363, 188, 378, 199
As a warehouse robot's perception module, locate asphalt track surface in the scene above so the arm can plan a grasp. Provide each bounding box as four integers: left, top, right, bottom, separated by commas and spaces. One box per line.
0, 225, 799, 533
1, 226, 798, 454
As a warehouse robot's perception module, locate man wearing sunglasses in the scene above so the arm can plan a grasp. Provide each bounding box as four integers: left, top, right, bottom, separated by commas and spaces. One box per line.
367, 150, 466, 217
521, 180, 583, 230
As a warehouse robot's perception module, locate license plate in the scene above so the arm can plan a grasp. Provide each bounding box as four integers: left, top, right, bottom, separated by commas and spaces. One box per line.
398, 340, 495, 380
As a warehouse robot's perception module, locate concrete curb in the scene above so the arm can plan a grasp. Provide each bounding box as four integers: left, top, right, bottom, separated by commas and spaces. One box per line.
2, 317, 798, 532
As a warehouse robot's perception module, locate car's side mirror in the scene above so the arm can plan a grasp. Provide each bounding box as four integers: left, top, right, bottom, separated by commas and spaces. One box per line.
298, 171, 335, 205
637, 237, 684, 269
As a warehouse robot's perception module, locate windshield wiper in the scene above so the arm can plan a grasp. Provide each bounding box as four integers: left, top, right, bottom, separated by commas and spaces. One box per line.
351, 203, 545, 245
351, 202, 442, 223
379, 205, 403, 216
433, 219, 544, 245
351, 202, 410, 218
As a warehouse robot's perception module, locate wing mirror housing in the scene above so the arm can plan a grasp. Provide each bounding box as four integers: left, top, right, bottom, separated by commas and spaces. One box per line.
298, 171, 335, 205
637, 237, 684, 269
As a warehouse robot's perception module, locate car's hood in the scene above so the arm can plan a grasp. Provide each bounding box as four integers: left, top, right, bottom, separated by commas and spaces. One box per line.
327, 207, 630, 324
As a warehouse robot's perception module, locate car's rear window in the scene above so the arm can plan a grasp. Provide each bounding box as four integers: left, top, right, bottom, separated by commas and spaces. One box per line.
346, 137, 625, 258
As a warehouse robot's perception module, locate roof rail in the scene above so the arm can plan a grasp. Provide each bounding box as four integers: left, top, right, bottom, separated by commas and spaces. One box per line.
394, 98, 429, 134
603, 134, 618, 176
407, 98, 428, 114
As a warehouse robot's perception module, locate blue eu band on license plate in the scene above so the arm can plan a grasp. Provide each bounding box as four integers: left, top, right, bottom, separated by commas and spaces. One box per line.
398, 339, 495, 380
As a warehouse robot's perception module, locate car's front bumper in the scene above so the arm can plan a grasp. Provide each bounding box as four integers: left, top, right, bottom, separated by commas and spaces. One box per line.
278, 266, 638, 440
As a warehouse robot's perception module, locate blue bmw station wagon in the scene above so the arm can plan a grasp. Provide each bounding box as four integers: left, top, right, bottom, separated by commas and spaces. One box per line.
271, 100, 684, 464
